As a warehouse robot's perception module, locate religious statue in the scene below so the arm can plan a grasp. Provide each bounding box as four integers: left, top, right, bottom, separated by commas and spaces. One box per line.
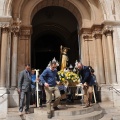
60, 45, 69, 70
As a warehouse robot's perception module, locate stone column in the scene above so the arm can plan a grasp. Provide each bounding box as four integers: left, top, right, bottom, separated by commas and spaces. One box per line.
8, 20, 21, 107
102, 34, 111, 84
10, 20, 21, 89
6, 31, 11, 88
0, 27, 9, 87
80, 28, 92, 65
103, 26, 117, 84
11, 33, 18, 88
91, 25, 105, 84
93, 32, 105, 84
18, 26, 31, 73
83, 35, 89, 65
9, 32, 19, 107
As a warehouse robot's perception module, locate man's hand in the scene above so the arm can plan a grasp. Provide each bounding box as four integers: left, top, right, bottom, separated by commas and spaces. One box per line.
56, 81, 60, 85
17, 89, 21, 93
36, 78, 40, 83
84, 82, 88, 87
44, 82, 49, 87
82, 82, 88, 89
36, 80, 39, 83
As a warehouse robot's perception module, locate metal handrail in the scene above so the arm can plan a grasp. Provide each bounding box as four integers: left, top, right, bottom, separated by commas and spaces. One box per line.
0, 89, 10, 98
109, 86, 120, 94
0, 92, 7, 97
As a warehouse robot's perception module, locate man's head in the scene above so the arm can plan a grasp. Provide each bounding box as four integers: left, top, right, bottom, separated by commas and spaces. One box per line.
31, 69, 35, 75
77, 62, 83, 70
25, 64, 31, 72
50, 61, 57, 71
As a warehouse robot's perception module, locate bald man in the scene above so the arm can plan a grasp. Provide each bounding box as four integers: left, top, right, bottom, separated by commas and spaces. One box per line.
77, 62, 94, 107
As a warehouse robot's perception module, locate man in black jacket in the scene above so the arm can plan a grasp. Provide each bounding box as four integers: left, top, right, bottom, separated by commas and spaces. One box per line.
77, 62, 94, 107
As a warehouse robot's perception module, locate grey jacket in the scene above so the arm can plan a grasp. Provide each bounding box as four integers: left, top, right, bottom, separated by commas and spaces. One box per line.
18, 70, 33, 92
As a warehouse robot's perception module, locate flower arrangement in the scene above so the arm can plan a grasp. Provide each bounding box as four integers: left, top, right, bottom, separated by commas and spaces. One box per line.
58, 70, 80, 86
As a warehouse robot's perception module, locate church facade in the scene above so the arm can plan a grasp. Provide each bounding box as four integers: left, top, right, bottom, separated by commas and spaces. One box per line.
0, 0, 120, 118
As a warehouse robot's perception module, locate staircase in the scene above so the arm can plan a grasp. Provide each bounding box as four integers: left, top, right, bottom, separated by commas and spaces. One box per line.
23, 104, 103, 120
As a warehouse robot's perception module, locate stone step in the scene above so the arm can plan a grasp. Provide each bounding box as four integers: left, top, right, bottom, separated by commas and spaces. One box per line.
6, 114, 22, 120
7, 106, 35, 120
7, 104, 103, 120
24, 104, 103, 120
112, 115, 120, 120
53, 110, 103, 120
33, 104, 100, 117
25, 110, 103, 120
99, 114, 112, 120
54, 104, 100, 116
8, 106, 34, 113
25, 113, 47, 120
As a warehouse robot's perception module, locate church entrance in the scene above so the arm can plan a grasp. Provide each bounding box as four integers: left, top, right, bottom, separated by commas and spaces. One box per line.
31, 6, 79, 71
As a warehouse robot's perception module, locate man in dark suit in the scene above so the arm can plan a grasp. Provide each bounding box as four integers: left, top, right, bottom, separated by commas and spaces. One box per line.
77, 62, 94, 107
18, 64, 33, 115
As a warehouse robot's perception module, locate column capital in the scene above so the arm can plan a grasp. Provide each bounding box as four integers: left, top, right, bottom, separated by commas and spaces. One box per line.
93, 33, 102, 39
0, 22, 10, 33
10, 20, 21, 36
80, 28, 92, 35
2, 27, 9, 33
83, 34, 92, 41
93, 30, 102, 39
80, 28, 92, 41
20, 25, 32, 40
92, 25, 102, 39
0, 22, 10, 28
103, 25, 113, 36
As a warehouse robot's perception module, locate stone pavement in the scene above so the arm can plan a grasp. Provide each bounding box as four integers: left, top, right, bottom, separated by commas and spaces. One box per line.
99, 101, 120, 120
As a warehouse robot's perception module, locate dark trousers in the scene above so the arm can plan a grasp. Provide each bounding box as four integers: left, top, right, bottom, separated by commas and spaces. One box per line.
35, 91, 43, 107
19, 91, 30, 112
30, 88, 35, 105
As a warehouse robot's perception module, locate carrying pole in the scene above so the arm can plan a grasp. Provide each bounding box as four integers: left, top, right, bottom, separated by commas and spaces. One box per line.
93, 86, 96, 103
34, 69, 39, 107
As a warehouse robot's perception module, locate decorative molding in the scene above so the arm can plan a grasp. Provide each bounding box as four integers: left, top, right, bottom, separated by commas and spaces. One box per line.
92, 25, 103, 39
83, 34, 92, 41
103, 25, 113, 36
0, 22, 10, 28
20, 26, 32, 40
80, 28, 92, 35
93, 33, 102, 39
81, 25, 104, 40
10, 19, 21, 36
80, 28, 92, 41
2, 27, 9, 33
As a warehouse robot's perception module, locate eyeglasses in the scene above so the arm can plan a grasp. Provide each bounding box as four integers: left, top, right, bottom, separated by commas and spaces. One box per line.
52, 67, 56, 69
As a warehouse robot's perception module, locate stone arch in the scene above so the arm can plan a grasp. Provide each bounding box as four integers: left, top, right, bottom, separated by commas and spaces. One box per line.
86, 0, 104, 23
3, 0, 13, 16
30, 0, 83, 27
10, 0, 104, 28
3, 0, 105, 27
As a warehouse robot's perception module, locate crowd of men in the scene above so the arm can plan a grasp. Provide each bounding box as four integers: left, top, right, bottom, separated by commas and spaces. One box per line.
18, 62, 97, 119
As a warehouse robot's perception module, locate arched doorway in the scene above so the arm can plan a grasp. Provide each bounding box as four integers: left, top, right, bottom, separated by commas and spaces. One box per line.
31, 6, 79, 71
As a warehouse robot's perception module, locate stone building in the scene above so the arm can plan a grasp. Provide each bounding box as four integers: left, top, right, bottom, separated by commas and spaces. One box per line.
0, 0, 120, 118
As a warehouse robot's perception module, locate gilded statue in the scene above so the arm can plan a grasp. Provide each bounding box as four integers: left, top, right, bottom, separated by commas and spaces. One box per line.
60, 45, 69, 70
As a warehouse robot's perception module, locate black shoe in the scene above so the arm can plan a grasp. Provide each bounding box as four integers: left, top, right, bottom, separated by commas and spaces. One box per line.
47, 113, 52, 119
53, 106, 60, 110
